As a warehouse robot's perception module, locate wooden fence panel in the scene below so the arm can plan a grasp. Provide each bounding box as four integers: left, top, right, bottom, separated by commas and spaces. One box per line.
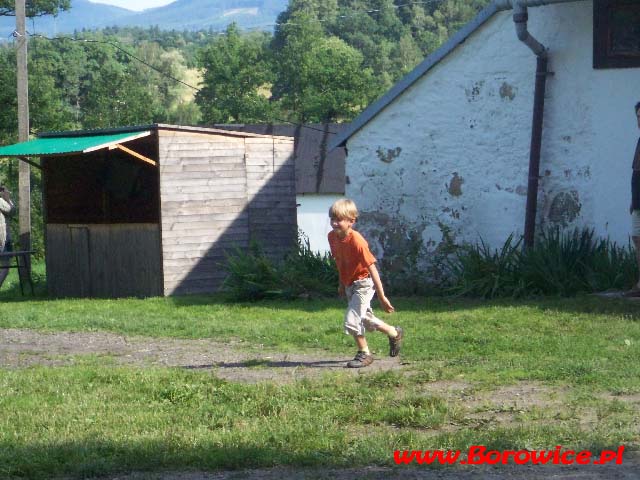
46, 224, 162, 298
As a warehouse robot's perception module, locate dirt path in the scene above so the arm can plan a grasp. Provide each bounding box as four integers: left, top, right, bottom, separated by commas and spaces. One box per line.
0, 328, 405, 382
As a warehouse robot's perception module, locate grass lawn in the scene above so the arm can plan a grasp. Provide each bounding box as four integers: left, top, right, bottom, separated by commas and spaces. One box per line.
1, 266, 640, 478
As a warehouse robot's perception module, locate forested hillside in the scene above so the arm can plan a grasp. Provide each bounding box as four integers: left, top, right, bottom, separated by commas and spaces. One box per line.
0, 0, 290, 37
0, 0, 489, 254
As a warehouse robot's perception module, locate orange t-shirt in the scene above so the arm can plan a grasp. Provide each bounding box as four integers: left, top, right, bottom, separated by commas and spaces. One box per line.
328, 229, 377, 286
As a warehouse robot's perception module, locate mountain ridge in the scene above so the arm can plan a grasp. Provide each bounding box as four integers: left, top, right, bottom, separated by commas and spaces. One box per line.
0, 0, 287, 37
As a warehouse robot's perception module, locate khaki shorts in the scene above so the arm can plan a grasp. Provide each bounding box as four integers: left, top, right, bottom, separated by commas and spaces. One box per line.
344, 277, 383, 336
633, 210, 640, 237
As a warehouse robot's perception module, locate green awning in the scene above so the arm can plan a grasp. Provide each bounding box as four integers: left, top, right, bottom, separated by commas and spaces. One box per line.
0, 131, 151, 157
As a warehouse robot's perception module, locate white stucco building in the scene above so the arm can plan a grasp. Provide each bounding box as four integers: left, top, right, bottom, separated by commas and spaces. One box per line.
296, 193, 341, 252
332, 0, 640, 267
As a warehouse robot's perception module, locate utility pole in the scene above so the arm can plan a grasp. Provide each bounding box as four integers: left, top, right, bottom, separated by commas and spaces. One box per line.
15, 0, 31, 260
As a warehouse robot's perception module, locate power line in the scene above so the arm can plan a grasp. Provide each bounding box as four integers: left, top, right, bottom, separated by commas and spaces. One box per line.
30, 34, 199, 91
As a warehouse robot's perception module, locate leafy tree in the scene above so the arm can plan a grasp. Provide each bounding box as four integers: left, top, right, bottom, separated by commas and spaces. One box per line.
0, 49, 17, 145
28, 37, 85, 127
81, 55, 162, 128
271, 10, 323, 120
196, 23, 273, 124
272, 11, 375, 122
167, 101, 201, 125
0, 0, 70, 17
392, 33, 423, 76
0, 42, 74, 256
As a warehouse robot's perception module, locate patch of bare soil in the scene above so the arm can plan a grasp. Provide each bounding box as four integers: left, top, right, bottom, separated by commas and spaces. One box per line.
0, 328, 404, 382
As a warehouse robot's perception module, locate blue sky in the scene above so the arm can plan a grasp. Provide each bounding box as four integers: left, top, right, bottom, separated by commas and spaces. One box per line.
89, 0, 175, 11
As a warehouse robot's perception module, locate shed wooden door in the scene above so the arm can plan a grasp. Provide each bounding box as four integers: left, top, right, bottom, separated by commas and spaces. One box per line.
46, 224, 162, 297
46, 225, 91, 297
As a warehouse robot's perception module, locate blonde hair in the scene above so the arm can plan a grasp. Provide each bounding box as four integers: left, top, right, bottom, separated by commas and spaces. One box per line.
329, 198, 358, 221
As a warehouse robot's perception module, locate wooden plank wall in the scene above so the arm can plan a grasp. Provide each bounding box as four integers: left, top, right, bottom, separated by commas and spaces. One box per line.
46, 224, 162, 297
245, 137, 297, 260
158, 130, 250, 295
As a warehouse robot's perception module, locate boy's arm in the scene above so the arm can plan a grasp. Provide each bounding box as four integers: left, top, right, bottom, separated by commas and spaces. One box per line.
367, 263, 394, 313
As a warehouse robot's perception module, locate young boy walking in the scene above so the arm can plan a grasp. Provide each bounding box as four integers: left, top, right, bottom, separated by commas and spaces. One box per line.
328, 198, 404, 368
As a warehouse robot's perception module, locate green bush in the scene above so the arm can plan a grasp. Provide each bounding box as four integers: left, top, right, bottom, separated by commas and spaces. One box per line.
446, 233, 526, 298
448, 228, 638, 298
279, 235, 338, 298
221, 242, 282, 301
222, 233, 338, 301
223, 228, 638, 300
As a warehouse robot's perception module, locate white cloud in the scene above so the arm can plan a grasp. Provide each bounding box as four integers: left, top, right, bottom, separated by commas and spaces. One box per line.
89, 0, 175, 12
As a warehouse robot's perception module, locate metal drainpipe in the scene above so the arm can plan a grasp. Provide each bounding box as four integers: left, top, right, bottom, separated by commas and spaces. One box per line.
512, 1, 548, 249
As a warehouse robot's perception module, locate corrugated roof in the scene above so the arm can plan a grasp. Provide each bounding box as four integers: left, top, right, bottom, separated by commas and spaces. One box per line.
0, 131, 151, 157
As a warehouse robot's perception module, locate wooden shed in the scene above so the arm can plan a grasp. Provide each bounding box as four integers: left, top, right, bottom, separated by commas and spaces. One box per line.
0, 124, 296, 297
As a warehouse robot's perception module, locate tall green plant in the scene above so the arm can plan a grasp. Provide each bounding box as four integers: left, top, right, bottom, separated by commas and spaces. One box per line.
221, 234, 338, 301
446, 234, 525, 298
522, 228, 637, 295
221, 242, 281, 301
448, 228, 639, 298
279, 233, 337, 297
583, 238, 638, 292
520, 228, 595, 296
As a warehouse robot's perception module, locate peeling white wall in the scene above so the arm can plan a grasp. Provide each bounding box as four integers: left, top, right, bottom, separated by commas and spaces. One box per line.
346, 1, 640, 260
296, 194, 341, 253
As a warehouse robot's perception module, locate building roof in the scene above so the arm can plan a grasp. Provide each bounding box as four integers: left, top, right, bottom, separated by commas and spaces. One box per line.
0, 122, 346, 194
36, 123, 292, 140
0, 130, 151, 157
329, 3, 499, 150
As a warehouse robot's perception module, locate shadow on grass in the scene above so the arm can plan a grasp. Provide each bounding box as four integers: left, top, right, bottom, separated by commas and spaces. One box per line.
3, 434, 637, 479
0, 270, 48, 302
185, 359, 347, 370
168, 292, 640, 322
4, 263, 640, 324
0, 440, 342, 479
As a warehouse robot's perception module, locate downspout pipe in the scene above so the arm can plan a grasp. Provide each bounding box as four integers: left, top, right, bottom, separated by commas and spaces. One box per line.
523, 55, 548, 249
492, 0, 589, 247
513, 1, 548, 249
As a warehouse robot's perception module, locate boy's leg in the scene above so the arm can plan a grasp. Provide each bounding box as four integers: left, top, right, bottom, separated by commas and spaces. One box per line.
374, 321, 397, 337
346, 334, 373, 368
354, 334, 369, 352
344, 280, 376, 337
367, 316, 404, 358
388, 325, 404, 357
343, 281, 376, 368
351, 278, 405, 357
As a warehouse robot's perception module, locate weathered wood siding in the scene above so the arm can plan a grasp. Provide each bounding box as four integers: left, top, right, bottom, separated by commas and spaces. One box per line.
245, 137, 297, 260
158, 130, 251, 295
46, 224, 162, 298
